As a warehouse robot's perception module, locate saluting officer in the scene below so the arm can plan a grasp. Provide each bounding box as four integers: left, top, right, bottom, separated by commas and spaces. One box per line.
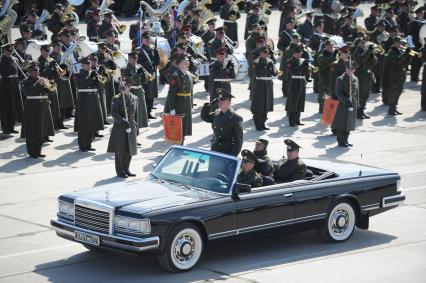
220, 0, 241, 42
286, 45, 310, 127
107, 76, 138, 178
20, 62, 55, 158
237, 150, 263, 188
274, 139, 307, 183
74, 57, 104, 152
251, 46, 278, 131
201, 88, 243, 157
332, 62, 359, 147
164, 55, 194, 143
209, 47, 236, 103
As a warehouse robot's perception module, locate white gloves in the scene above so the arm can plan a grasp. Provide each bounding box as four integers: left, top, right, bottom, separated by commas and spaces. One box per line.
170, 109, 176, 115
126, 128, 132, 134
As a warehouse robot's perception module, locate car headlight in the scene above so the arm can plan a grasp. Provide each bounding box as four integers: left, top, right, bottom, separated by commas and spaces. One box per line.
397, 180, 403, 193
58, 201, 74, 218
115, 216, 151, 234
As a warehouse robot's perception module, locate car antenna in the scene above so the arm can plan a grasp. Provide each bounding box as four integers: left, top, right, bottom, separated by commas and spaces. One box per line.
359, 140, 363, 177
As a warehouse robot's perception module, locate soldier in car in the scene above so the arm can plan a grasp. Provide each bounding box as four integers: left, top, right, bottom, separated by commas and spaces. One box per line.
253, 139, 275, 186
274, 139, 306, 183
237, 149, 263, 188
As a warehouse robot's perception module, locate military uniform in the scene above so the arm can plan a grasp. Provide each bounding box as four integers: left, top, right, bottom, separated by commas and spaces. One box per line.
332, 72, 359, 147
20, 74, 55, 157
297, 19, 314, 44
164, 69, 193, 137
407, 14, 424, 82
251, 54, 277, 131
274, 139, 306, 183
244, 12, 259, 40
253, 139, 275, 186
74, 69, 104, 151
200, 90, 243, 156
209, 58, 236, 102
421, 45, 426, 111
107, 92, 138, 177
237, 169, 263, 188
220, 1, 240, 42
317, 47, 336, 113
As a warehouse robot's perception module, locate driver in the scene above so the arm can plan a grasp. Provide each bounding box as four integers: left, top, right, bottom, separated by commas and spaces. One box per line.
237, 149, 263, 188
274, 139, 306, 183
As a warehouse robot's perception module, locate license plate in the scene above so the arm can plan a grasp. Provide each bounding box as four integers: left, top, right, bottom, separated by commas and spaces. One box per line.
74, 230, 100, 246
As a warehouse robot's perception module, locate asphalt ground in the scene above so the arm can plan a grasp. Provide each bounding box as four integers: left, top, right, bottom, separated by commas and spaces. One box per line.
0, 3, 425, 282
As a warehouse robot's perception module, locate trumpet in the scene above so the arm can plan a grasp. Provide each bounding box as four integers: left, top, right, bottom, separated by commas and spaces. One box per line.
90, 70, 108, 84
367, 43, 385, 55
54, 63, 68, 79
38, 77, 57, 92
308, 63, 319, 73
136, 63, 156, 81
268, 61, 283, 77
401, 47, 422, 58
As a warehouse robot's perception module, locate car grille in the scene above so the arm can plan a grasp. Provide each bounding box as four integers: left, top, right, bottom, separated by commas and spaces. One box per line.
74, 204, 110, 234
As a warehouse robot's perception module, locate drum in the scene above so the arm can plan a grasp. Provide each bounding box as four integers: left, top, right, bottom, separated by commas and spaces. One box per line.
190, 34, 204, 55
230, 52, 248, 81
76, 41, 98, 58
25, 40, 50, 60
155, 36, 171, 57
196, 61, 210, 77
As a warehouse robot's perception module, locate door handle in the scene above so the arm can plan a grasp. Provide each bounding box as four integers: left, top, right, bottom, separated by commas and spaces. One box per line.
283, 193, 293, 198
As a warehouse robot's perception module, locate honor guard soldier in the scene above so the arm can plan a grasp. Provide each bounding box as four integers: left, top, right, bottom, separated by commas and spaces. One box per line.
237, 150, 263, 188
201, 88, 243, 156
107, 76, 138, 178
286, 45, 310, 127
74, 57, 105, 152
209, 47, 236, 103
274, 139, 307, 183
253, 139, 275, 186
0, 43, 23, 135
164, 55, 194, 144
138, 31, 160, 119
278, 18, 298, 96
220, 0, 241, 42
384, 36, 411, 116
123, 52, 150, 130
407, 7, 424, 82
251, 46, 278, 131
20, 62, 55, 158
317, 39, 336, 113
332, 62, 359, 147
353, 36, 378, 119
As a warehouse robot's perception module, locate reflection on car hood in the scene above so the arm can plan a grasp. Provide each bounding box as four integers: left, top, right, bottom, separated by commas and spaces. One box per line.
66, 179, 220, 213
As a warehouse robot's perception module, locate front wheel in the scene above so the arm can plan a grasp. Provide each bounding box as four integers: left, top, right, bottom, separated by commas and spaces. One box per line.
319, 201, 356, 243
158, 223, 204, 272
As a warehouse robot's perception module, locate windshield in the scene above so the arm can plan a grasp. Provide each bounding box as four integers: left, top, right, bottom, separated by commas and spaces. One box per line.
151, 148, 238, 194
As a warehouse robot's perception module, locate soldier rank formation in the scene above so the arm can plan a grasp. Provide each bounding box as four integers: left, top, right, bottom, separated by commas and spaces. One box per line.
0, 0, 425, 177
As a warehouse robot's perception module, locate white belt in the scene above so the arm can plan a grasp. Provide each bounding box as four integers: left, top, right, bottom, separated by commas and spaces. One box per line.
130, 85, 143, 89
78, 89, 97, 92
223, 20, 236, 23
214, 78, 231, 82
7, 75, 18, 78
292, 76, 305, 79
256, 77, 273, 80
27, 96, 48, 99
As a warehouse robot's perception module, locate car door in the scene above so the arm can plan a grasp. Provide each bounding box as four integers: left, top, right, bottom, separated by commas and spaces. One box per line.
235, 185, 297, 234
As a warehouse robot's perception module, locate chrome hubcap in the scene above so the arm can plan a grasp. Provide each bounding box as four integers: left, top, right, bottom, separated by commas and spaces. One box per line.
331, 208, 350, 235
173, 234, 196, 264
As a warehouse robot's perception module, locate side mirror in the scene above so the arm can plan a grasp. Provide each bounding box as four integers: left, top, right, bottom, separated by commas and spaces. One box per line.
232, 183, 251, 199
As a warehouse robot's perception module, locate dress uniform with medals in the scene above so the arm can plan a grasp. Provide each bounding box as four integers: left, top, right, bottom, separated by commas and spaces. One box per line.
237, 149, 263, 188
74, 57, 104, 152
209, 47, 236, 102
107, 77, 138, 178
201, 88, 243, 156
20, 62, 55, 158
274, 139, 307, 183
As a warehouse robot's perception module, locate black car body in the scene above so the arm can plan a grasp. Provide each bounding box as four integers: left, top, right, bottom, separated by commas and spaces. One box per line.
51, 146, 405, 272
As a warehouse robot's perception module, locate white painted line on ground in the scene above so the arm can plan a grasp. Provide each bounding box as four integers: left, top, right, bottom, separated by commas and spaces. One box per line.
404, 185, 426, 192
0, 243, 78, 260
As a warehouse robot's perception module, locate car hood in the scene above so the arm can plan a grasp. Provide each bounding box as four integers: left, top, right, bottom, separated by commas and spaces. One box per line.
66, 179, 220, 214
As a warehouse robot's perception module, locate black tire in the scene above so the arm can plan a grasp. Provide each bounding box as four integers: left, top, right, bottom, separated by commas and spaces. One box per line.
319, 200, 356, 243
158, 223, 204, 272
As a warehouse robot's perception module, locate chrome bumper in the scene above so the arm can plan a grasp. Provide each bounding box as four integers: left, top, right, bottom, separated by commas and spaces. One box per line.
382, 193, 406, 208
51, 218, 160, 252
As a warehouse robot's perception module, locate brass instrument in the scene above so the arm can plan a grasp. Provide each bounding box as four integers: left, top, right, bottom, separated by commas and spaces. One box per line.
268, 61, 283, 77
259, 1, 272, 25
54, 63, 68, 79
376, 31, 389, 45
367, 43, 385, 55
38, 77, 57, 92
91, 70, 108, 84
11, 51, 28, 79
136, 63, 156, 81
111, 14, 126, 34
401, 47, 422, 58
0, 0, 19, 37
61, 4, 75, 22
308, 63, 319, 73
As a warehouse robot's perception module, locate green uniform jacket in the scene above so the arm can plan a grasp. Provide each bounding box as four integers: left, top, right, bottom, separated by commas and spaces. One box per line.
38, 56, 61, 120
251, 58, 277, 114
254, 150, 274, 176
51, 52, 74, 110
329, 59, 347, 99
353, 47, 377, 84
208, 60, 236, 101
274, 157, 307, 183
331, 74, 359, 132
164, 70, 193, 136
237, 169, 263, 188
138, 44, 160, 100
124, 64, 149, 128
385, 47, 410, 105
286, 57, 309, 112
107, 93, 138, 156
317, 49, 336, 94
200, 105, 243, 157
244, 13, 259, 40
220, 3, 240, 42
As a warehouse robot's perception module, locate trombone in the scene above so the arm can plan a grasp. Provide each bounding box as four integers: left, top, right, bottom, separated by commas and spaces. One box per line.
136, 63, 156, 82
11, 50, 28, 79
90, 70, 108, 84
111, 14, 126, 34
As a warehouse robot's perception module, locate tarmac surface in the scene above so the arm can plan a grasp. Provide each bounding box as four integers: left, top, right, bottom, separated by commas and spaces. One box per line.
0, 3, 426, 283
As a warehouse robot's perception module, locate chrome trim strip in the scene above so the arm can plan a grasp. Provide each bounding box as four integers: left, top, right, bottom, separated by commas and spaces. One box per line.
208, 213, 327, 239
382, 194, 405, 208
361, 203, 380, 211
74, 200, 115, 235
51, 218, 160, 252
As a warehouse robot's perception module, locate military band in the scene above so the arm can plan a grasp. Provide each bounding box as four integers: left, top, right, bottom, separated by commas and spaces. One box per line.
0, 0, 425, 177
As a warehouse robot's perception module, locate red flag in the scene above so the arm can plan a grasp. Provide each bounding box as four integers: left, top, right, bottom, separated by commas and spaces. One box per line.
162, 114, 183, 144
321, 96, 340, 126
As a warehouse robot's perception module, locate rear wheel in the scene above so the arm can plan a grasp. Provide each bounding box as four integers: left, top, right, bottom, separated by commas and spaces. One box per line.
320, 201, 356, 243
158, 223, 204, 272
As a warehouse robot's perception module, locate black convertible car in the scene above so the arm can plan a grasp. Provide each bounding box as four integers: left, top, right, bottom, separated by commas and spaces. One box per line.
51, 146, 405, 272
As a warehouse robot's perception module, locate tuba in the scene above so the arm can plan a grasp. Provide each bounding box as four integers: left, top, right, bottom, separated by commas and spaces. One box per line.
34, 9, 50, 31
140, 0, 178, 17
177, 0, 190, 16
0, 0, 19, 38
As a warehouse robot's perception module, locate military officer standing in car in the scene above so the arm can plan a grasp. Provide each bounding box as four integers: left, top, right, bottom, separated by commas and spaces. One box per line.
209, 47, 236, 103
201, 88, 243, 157
107, 76, 138, 178
237, 149, 263, 188
274, 139, 306, 183
20, 62, 55, 158
74, 57, 105, 152
164, 55, 193, 144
